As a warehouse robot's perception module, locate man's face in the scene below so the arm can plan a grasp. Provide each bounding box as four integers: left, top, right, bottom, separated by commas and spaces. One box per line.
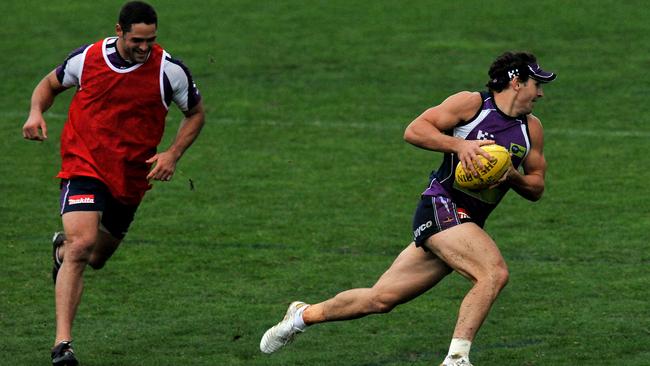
516, 79, 544, 115
116, 22, 157, 63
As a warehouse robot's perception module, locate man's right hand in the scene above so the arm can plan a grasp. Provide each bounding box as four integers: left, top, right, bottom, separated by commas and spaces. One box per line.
23, 114, 48, 141
456, 139, 495, 177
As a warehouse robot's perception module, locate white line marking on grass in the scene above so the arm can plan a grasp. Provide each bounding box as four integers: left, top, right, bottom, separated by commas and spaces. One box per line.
546, 128, 650, 138
210, 118, 650, 137
3, 110, 649, 138
225, 119, 650, 138
2, 111, 68, 119
210, 118, 405, 131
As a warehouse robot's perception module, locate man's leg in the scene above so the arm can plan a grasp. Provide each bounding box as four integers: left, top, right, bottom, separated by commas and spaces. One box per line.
88, 229, 123, 269
424, 222, 509, 364
260, 242, 452, 353
55, 212, 122, 344
304, 242, 451, 324
55, 211, 99, 344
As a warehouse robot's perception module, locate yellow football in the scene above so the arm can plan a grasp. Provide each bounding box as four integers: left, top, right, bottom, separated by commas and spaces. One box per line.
454, 144, 512, 190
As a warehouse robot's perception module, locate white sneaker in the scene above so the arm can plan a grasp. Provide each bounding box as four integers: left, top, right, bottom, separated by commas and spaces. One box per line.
440, 354, 473, 366
260, 301, 309, 354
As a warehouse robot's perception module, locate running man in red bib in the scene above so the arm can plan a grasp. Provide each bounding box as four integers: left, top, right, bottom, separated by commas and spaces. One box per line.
22, 2, 205, 365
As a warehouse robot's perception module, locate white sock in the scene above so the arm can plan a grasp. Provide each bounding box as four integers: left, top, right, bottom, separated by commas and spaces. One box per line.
292, 305, 309, 330
447, 338, 471, 359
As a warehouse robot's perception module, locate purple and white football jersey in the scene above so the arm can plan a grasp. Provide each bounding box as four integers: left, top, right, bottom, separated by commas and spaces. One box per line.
422, 91, 532, 226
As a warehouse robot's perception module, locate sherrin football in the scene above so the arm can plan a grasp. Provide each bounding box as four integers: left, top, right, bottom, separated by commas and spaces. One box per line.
454, 144, 512, 190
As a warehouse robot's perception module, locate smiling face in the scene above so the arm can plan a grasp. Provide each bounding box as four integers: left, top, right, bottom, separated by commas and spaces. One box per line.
115, 22, 157, 63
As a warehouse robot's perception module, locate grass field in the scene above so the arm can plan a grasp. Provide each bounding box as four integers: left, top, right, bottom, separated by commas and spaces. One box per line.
1, 1, 649, 365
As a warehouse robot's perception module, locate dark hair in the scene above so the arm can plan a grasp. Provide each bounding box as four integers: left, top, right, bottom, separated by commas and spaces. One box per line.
486, 51, 538, 92
118, 1, 157, 33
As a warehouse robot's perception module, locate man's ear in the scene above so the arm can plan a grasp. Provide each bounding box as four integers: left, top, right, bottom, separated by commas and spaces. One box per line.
115, 23, 123, 38
511, 77, 524, 91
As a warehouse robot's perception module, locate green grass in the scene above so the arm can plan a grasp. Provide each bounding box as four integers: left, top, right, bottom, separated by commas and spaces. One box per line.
1, 0, 649, 365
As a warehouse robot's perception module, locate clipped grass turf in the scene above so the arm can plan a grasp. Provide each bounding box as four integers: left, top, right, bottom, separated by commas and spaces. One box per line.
1, 1, 649, 365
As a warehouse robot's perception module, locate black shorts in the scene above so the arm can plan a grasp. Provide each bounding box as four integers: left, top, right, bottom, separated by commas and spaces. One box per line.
412, 195, 473, 248
59, 177, 139, 239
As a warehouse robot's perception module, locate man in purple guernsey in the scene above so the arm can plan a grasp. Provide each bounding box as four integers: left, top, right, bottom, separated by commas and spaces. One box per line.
260, 51, 555, 366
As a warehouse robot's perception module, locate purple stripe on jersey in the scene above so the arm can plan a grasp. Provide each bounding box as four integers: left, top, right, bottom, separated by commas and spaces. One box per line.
163, 75, 173, 107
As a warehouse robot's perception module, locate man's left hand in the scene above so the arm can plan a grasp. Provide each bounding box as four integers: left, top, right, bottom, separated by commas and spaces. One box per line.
146, 151, 178, 181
